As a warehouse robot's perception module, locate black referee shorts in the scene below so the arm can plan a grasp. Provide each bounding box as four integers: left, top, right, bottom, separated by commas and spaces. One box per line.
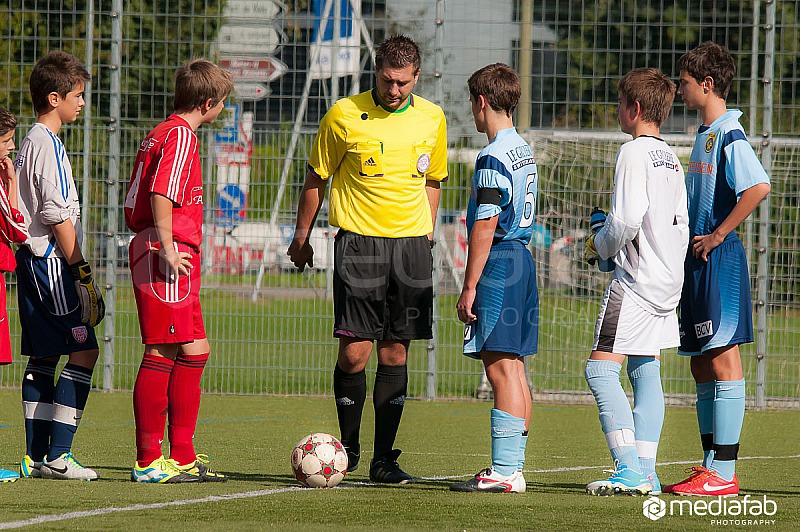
333, 231, 433, 341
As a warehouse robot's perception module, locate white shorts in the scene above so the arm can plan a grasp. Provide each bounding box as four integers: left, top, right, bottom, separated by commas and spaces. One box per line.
592, 280, 679, 356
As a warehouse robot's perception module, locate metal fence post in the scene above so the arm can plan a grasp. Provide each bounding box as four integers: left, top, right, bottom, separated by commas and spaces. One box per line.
102, 1, 123, 391
755, 0, 776, 410
426, 0, 446, 401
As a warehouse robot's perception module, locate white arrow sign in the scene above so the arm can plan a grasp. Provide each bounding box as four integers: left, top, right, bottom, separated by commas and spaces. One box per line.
224, 0, 283, 21
217, 26, 284, 55
235, 83, 271, 101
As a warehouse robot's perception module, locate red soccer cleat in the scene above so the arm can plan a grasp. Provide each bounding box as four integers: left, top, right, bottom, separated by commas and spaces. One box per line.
662, 466, 707, 494
672, 469, 738, 497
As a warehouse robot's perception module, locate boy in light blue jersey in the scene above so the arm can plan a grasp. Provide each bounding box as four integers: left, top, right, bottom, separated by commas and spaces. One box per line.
665, 42, 770, 497
450, 63, 538, 494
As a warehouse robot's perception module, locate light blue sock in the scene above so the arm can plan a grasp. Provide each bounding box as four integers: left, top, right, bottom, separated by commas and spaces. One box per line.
710, 379, 745, 481
627, 357, 663, 478
585, 359, 640, 473
696, 381, 715, 468
518, 431, 528, 472
490, 408, 525, 477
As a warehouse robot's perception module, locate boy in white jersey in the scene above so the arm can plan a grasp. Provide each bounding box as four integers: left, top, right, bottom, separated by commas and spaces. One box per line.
450, 63, 538, 494
14, 51, 104, 480
664, 42, 770, 497
584, 68, 689, 496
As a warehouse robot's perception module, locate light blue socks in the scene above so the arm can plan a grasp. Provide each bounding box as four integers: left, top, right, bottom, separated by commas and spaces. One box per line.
490, 408, 525, 476
710, 379, 745, 481
696, 381, 715, 467
518, 432, 528, 472
585, 359, 640, 473
626, 357, 664, 478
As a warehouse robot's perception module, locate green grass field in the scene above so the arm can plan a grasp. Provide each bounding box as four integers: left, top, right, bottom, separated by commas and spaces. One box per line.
1, 389, 798, 531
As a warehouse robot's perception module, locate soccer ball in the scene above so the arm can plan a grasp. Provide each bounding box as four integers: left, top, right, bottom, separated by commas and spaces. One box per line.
291, 432, 348, 488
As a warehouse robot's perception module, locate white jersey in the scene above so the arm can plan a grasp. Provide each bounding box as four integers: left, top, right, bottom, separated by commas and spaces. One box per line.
594, 135, 689, 315
14, 123, 83, 258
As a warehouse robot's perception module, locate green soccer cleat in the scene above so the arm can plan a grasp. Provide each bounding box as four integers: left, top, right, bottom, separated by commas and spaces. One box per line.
1, 468, 20, 483
131, 455, 201, 484
20, 455, 43, 478
172, 454, 227, 482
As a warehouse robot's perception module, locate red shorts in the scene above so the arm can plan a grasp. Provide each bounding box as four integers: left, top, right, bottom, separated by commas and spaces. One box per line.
129, 231, 205, 345
0, 275, 11, 365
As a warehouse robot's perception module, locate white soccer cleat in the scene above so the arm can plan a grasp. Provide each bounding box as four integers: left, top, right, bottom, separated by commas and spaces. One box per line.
40, 452, 98, 481
450, 467, 526, 493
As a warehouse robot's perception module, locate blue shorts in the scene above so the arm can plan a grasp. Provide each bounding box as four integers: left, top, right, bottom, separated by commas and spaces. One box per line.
678, 234, 753, 356
463, 240, 538, 359
15, 247, 99, 358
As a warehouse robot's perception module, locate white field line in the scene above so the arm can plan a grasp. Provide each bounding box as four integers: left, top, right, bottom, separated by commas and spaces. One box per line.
1, 454, 799, 529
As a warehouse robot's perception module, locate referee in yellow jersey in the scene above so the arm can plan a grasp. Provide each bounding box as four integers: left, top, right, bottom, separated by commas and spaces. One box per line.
288, 35, 447, 484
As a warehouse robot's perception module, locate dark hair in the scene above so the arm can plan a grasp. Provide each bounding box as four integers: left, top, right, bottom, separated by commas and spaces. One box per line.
375, 35, 421, 73
0, 107, 17, 136
29, 51, 91, 113
173, 58, 235, 112
467, 63, 521, 117
618, 68, 676, 126
677, 42, 736, 99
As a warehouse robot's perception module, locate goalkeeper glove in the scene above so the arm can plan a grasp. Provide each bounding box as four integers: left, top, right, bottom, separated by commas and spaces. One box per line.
587, 207, 614, 271
69, 260, 105, 328
584, 233, 600, 265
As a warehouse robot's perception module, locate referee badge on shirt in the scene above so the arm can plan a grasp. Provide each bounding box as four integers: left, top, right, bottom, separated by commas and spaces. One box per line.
411, 140, 434, 177
416, 153, 431, 174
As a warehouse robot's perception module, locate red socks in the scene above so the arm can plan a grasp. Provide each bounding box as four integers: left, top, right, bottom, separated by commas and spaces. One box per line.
133, 354, 174, 465
167, 353, 209, 466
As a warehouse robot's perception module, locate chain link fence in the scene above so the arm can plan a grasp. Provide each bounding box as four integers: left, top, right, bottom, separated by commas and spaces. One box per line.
1, 0, 798, 407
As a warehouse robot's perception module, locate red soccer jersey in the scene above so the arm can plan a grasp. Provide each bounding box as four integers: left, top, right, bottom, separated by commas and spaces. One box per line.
124, 115, 204, 249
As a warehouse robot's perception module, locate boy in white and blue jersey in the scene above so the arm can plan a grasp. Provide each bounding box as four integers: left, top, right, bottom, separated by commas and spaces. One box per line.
14, 52, 105, 481
583, 68, 689, 497
664, 42, 770, 497
450, 64, 538, 494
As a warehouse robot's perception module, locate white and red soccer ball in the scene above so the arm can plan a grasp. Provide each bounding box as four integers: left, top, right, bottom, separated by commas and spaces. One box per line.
291, 432, 348, 488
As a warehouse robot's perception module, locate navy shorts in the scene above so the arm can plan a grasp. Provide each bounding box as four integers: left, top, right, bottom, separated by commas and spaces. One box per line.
678, 234, 753, 356
16, 247, 99, 358
333, 231, 433, 341
463, 240, 539, 358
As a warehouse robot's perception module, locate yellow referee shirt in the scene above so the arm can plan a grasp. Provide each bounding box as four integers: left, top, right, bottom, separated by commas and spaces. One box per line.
309, 89, 448, 238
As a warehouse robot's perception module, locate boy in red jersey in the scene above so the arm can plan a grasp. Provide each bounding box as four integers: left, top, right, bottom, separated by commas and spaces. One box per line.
124, 59, 233, 483
0, 108, 28, 483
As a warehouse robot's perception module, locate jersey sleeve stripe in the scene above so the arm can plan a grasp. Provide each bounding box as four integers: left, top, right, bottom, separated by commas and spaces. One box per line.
45, 129, 68, 201
723, 129, 747, 147
168, 127, 195, 201
475, 154, 513, 180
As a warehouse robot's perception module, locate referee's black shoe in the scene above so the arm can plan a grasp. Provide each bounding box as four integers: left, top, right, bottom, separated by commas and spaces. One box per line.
369, 449, 414, 484
345, 444, 360, 472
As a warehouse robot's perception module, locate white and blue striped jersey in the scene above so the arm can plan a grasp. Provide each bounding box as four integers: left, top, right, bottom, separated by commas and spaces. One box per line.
466, 128, 538, 244
686, 109, 769, 238
14, 123, 83, 258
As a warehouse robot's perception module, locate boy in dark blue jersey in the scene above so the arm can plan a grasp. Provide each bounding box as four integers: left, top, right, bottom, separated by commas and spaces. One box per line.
450, 64, 538, 494
664, 42, 770, 497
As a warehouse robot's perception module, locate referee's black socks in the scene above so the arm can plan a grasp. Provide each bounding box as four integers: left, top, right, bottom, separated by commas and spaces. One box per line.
373, 364, 408, 460
333, 364, 366, 455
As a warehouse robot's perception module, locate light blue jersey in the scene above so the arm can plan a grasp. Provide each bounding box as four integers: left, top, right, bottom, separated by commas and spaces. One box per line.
685, 109, 769, 238
466, 128, 538, 243
463, 128, 539, 358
